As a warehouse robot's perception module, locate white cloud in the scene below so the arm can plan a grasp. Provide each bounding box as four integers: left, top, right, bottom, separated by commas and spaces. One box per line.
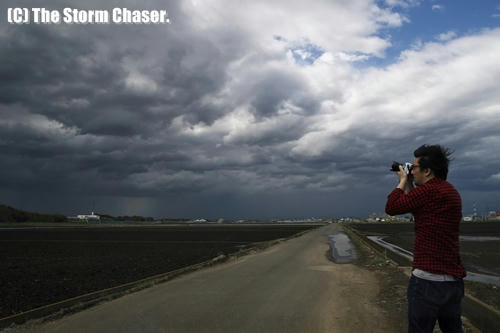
0, 106, 79, 138
384, 0, 421, 8
355, 30, 496, 138
182, 0, 404, 58
172, 3, 500, 170
493, 13, 500, 18
335, 52, 371, 62
288, 29, 500, 158
436, 31, 457, 41
123, 62, 158, 96
124, 72, 158, 95
432, 4, 444, 11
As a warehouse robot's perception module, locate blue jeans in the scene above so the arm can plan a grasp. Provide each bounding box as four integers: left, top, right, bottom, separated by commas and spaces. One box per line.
407, 275, 464, 333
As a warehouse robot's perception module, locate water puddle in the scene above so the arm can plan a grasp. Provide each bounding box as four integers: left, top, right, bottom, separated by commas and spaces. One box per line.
367, 236, 413, 261
465, 272, 500, 286
460, 236, 500, 242
327, 233, 357, 264
368, 236, 500, 287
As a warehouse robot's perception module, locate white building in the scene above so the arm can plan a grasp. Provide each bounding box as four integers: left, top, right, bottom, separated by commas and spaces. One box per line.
76, 212, 100, 222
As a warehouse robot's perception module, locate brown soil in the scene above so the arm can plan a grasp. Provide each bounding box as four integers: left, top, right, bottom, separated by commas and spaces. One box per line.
0, 225, 317, 319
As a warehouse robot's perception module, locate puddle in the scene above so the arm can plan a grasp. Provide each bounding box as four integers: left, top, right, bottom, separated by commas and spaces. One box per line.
367, 236, 414, 261
460, 236, 500, 242
465, 272, 500, 286
327, 233, 357, 264
368, 236, 500, 287
466, 263, 500, 277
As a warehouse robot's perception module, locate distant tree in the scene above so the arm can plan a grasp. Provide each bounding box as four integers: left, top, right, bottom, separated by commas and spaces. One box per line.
0, 204, 67, 222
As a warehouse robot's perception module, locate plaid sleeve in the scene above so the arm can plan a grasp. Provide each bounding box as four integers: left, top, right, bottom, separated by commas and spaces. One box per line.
385, 185, 435, 216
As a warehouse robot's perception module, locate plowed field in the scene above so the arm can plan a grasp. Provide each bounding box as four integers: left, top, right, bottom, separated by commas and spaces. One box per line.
0, 224, 319, 318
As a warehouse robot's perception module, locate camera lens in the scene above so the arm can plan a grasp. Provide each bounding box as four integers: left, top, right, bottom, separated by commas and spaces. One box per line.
391, 161, 401, 172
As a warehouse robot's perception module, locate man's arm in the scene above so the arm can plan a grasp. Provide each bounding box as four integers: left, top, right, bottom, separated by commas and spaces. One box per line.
396, 165, 414, 194
385, 166, 427, 216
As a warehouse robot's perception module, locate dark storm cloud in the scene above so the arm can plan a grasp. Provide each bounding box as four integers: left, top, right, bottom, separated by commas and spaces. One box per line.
0, 0, 239, 200
250, 70, 304, 117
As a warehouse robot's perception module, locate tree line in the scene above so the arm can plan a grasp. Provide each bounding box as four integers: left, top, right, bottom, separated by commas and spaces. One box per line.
0, 204, 67, 222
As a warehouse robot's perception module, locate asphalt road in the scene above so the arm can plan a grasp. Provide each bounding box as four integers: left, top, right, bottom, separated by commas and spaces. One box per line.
9, 224, 395, 333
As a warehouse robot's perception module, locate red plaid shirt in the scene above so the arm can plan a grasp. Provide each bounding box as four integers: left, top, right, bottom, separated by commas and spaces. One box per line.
385, 178, 466, 279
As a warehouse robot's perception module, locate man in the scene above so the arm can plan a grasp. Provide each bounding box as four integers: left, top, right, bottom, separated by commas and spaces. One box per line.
385, 144, 466, 333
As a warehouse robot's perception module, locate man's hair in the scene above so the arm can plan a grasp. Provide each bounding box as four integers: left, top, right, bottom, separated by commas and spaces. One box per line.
413, 144, 453, 180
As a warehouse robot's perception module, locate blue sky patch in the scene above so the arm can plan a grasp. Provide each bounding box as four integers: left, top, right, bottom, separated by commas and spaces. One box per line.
289, 43, 325, 66
369, 0, 500, 67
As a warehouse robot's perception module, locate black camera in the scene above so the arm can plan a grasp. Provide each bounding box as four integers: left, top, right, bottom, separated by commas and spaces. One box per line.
391, 161, 413, 174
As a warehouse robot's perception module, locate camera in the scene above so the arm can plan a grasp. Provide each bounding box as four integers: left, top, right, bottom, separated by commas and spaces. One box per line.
391, 161, 413, 174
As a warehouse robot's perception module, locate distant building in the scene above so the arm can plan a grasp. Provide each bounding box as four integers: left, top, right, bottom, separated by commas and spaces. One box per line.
76, 212, 100, 222
488, 211, 500, 219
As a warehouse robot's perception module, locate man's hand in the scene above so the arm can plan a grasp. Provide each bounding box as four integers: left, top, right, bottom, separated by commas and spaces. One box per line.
397, 165, 414, 194
397, 165, 407, 182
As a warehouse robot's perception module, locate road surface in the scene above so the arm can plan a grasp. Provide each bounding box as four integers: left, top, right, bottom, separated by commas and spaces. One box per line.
9, 224, 399, 333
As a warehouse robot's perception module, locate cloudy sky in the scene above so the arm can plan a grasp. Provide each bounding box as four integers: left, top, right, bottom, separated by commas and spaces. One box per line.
1, 0, 499, 219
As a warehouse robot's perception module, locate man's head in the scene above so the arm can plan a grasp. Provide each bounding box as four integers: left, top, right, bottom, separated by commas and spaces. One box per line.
411, 144, 452, 185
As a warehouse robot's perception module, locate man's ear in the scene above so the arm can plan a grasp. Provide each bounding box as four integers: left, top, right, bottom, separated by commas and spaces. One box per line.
423, 168, 433, 177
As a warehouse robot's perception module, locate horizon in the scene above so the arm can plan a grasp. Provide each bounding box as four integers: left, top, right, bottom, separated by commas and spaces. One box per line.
0, 202, 491, 222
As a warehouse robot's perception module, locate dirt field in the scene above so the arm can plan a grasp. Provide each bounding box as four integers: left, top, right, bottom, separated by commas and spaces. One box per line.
0, 224, 318, 318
